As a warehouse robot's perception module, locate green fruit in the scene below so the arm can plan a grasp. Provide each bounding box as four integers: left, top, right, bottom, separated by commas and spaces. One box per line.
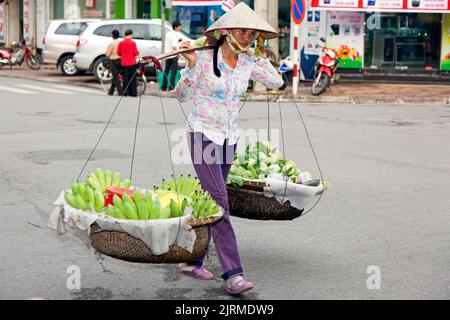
94, 191, 104, 213
112, 171, 121, 187
113, 195, 124, 212
64, 191, 78, 209
75, 194, 88, 211
150, 199, 160, 220
105, 170, 113, 187
169, 199, 182, 218
105, 205, 116, 218
114, 207, 127, 220
71, 182, 79, 196
121, 179, 132, 189
159, 208, 171, 219
144, 192, 153, 209
86, 186, 95, 211
133, 190, 143, 211
95, 168, 106, 191
123, 202, 139, 220
139, 202, 150, 220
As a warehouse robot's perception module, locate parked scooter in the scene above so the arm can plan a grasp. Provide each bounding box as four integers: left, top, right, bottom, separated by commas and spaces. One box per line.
0, 39, 41, 70
311, 37, 339, 96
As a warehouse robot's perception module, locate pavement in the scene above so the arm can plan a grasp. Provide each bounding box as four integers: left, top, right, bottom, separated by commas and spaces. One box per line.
1, 64, 450, 105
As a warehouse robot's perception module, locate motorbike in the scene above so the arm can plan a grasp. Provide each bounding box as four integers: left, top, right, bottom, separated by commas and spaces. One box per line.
0, 39, 41, 70
311, 37, 339, 96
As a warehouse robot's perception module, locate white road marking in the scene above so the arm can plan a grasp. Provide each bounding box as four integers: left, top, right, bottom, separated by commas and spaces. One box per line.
17, 84, 76, 94
0, 85, 37, 94
52, 85, 103, 95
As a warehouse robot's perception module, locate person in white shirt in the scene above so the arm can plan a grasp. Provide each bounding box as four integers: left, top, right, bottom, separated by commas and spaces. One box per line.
162, 20, 182, 91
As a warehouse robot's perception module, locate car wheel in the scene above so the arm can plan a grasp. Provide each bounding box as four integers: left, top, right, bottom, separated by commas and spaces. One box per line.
60, 55, 78, 76
93, 57, 112, 83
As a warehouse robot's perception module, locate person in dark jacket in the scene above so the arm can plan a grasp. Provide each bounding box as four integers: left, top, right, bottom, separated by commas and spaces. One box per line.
117, 29, 139, 97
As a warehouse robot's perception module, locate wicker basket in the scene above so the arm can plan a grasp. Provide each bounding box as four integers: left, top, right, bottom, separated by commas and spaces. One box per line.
226, 180, 304, 220
90, 214, 222, 264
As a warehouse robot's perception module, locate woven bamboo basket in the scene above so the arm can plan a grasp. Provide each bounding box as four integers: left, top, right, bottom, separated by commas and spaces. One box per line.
90, 214, 223, 264
226, 180, 304, 220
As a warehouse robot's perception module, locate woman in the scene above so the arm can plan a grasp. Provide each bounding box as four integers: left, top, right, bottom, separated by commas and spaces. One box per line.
106, 29, 122, 96
175, 3, 283, 296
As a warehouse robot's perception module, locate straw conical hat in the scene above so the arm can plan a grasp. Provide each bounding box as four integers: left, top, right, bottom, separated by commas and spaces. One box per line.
205, 2, 279, 43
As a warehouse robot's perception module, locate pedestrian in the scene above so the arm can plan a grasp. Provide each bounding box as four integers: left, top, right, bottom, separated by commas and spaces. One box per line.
162, 20, 182, 91
106, 29, 123, 96
117, 29, 139, 97
175, 3, 283, 296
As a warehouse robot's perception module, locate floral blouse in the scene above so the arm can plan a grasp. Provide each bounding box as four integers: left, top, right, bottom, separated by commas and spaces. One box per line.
175, 49, 284, 146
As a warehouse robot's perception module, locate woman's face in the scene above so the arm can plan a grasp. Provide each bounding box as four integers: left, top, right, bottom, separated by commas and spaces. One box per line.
229, 28, 258, 48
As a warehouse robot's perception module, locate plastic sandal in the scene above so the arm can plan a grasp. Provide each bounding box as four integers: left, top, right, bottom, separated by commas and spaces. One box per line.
182, 267, 214, 280
225, 279, 254, 295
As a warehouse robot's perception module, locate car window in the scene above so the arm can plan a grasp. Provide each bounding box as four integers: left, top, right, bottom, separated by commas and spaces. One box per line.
149, 25, 161, 41
93, 24, 121, 37
121, 24, 150, 40
55, 22, 88, 36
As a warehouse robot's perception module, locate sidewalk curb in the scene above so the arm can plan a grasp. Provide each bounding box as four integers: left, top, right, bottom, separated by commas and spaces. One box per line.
1, 72, 449, 105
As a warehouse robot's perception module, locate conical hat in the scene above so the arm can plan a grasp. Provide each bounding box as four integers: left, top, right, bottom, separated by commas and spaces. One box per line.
205, 2, 278, 44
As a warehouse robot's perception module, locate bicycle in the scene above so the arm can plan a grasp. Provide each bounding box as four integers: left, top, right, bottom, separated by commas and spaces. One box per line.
99, 57, 148, 96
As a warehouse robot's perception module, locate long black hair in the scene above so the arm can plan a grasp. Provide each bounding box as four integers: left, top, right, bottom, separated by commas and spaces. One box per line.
213, 36, 225, 78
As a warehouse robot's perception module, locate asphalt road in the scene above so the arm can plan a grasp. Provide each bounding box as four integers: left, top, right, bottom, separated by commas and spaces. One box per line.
0, 77, 449, 300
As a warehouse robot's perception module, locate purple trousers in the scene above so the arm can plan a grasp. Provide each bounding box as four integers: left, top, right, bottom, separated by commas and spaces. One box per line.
187, 132, 243, 280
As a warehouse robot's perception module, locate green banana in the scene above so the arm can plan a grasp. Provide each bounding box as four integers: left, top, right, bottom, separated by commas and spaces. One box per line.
178, 175, 185, 194
78, 183, 87, 201
71, 182, 79, 196
95, 168, 106, 192
122, 192, 137, 213
94, 191, 104, 213
144, 192, 153, 209
64, 191, 78, 209
105, 170, 113, 187
161, 179, 168, 190
75, 194, 88, 211
133, 190, 143, 211
113, 194, 125, 212
87, 174, 103, 193
121, 179, 132, 189
114, 207, 127, 220
180, 198, 188, 215
112, 171, 121, 187
139, 202, 150, 220
169, 199, 182, 218
123, 202, 139, 220
105, 205, 116, 218
150, 199, 160, 220
169, 175, 176, 191
86, 186, 95, 211
159, 208, 171, 219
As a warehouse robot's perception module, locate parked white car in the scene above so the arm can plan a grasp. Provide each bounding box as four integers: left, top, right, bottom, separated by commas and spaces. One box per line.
42, 19, 100, 76
73, 19, 193, 82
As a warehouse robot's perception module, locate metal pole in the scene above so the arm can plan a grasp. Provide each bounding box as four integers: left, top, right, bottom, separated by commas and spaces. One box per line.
292, 24, 300, 96
161, 0, 166, 55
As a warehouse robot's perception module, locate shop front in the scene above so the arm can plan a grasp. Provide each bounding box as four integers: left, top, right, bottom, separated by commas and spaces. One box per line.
311, 0, 450, 76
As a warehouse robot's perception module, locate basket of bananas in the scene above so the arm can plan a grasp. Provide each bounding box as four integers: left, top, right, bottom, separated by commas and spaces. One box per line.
58, 169, 223, 263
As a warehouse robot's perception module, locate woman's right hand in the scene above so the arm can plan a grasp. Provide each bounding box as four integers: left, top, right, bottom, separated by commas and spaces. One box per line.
179, 41, 197, 69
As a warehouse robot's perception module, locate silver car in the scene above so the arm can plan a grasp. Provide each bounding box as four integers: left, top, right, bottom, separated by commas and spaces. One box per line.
73, 19, 193, 82
42, 19, 100, 76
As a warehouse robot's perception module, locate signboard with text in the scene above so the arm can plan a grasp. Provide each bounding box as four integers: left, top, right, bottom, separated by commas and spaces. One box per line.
0, 3, 4, 43
172, 0, 222, 6
312, 0, 450, 11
